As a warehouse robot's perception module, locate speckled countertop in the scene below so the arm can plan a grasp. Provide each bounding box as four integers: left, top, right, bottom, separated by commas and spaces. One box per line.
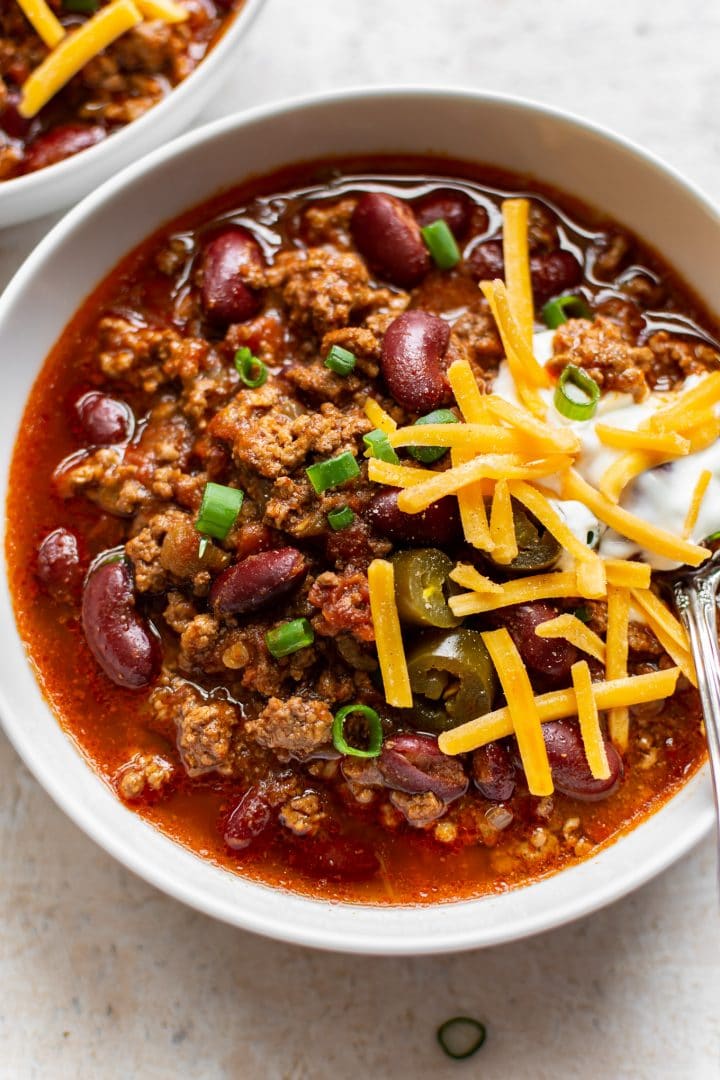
2, 1, 720, 1076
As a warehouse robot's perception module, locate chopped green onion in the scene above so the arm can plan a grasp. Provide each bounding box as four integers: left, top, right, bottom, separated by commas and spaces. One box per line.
266, 618, 315, 659
195, 482, 244, 540
324, 344, 356, 376
197, 536, 210, 559
407, 408, 460, 464
363, 428, 400, 464
234, 347, 268, 388
573, 605, 592, 624
553, 364, 600, 421
327, 505, 356, 531
63, 0, 100, 11
542, 294, 593, 329
306, 451, 360, 494
705, 529, 720, 543
421, 219, 461, 270
332, 704, 383, 758
436, 1017, 487, 1060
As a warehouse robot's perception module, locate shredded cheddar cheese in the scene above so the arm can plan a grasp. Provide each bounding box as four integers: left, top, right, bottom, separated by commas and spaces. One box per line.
364, 398, 397, 434
16, 0, 65, 48
571, 660, 611, 780
135, 0, 189, 21
449, 563, 504, 594
367, 459, 433, 488
683, 468, 712, 539
606, 585, 631, 751
600, 449, 670, 503
450, 571, 582, 617
629, 588, 697, 686
447, 359, 488, 423
536, 614, 607, 663
483, 394, 580, 454
482, 629, 553, 796
594, 424, 690, 455
649, 371, 720, 433
19, 0, 143, 119
367, 559, 412, 708
488, 479, 518, 564
388, 423, 531, 454
502, 198, 534, 348
451, 447, 494, 551
604, 559, 651, 590
438, 667, 680, 755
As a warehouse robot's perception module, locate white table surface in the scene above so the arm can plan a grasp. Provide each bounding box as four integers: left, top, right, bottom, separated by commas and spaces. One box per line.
2, 1, 720, 1076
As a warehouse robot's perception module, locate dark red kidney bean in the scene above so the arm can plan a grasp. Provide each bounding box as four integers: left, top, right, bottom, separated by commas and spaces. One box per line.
224, 785, 272, 850
414, 189, 475, 239
81, 557, 161, 689
36, 527, 84, 602
74, 391, 133, 445
472, 742, 516, 802
210, 547, 306, 616
22, 124, 106, 173
200, 227, 264, 325
491, 602, 578, 683
367, 489, 461, 546
381, 310, 451, 412
542, 720, 623, 801
1, 92, 32, 140
379, 732, 468, 802
468, 240, 582, 304
286, 831, 379, 881
351, 192, 431, 287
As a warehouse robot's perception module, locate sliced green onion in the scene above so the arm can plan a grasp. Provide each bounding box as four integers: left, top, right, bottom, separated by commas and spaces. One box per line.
266, 618, 315, 659
327, 505, 356, 531
363, 428, 400, 465
195, 482, 244, 540
436, 1017, 487, 1060
542, 294, 593, 329
421, 219, 461, 270
407, 408, 460, 464
332, 704, 383, 758
573, 604, 591, 624
705, 529, 720, 543
63, 0, 100, 11
553, 364, 600, 421
306, 451, 360, 494
234, 346, 268, 388
324, 344, 356, 376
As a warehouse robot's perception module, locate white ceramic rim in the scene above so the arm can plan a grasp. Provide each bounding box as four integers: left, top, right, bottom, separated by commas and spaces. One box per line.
0, 0, 267, 198
0, 86, 714, 954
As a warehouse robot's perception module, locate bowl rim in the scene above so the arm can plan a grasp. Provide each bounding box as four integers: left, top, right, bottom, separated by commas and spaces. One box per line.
0, 85, 714, 954
0, 0, 267, 197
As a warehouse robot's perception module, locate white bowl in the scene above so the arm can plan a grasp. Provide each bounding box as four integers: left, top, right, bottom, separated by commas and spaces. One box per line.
0, 88, 714, 954
0, 0, 266, 228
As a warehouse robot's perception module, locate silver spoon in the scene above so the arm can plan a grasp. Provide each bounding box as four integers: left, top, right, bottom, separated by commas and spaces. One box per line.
660, 546, 720, 870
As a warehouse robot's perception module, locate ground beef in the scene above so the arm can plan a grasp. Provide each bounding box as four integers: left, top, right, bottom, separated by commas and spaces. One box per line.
278, 791, 326, 836
645, 331, 720, 389
302, 197, 357, 248
584, 601, 663, 656
246, 696, 334, 760
151, 679, 240, 777
309, 570, 374, 642
551, 315, 653, 399
389, 790, 447, 827
116, 752, 174, 801
125, 508, 229, 595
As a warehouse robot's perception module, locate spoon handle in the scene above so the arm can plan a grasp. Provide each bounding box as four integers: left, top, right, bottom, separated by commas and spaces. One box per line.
672, 569, 720, 887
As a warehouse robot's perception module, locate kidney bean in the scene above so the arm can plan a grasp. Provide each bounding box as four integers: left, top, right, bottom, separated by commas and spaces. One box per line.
469, 240, 582, 304
22, 124, 106, 173
286, 831, 380, 881
200, 227, 264, 325
414, 189, 475, 239
379, 732, 468, 803
542, 720, 623, 801
351, 192, 430, 287
492, 602, 578, 683
224, 785, 272, 850
36, 527, 84, 602
81, 556, 161, 689
210, 547, 307, 616
367, 489, 461, 546
1, 92, 32, 140
74, 391, 133, 445
472, 742, 517, 802
468, 239, 505, 281
381, 310, 451, 412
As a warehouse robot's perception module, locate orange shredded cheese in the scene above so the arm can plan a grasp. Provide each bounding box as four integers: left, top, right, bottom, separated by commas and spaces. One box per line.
451, 448, 494, 551
483, 395, 580, 454
571, 660, 611, 779
629, 588, 697, 686
447, 360, 488, 423
16, 0, 65, 47
367, 559, 412, 708
561, 469, 710, 567
683, 468, 712, 539
19, 0, 143, 118
649, 371, 720, 433
502, 198, 534, 348
483, 279, 549, 389
606, 585, 631, 751
364, 398, 397, 434
594, 424, 690, 455
449, 571, 582, 617
604, 559, 651, 589
489, 480, 518, 564
536, 614, 606, 663
599, 449, 666, 503
482, 629, 553, 796
367, 459, 433, 488
388, 423, 527, 453
135, 0, 189, 20
449, 563, 504, 594
438, 667, 680, 754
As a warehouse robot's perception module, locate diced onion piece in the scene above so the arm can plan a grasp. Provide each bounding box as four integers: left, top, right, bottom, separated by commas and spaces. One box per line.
452, 447, 494, 551
19, 0, 143, 118
135, 0, 189, 20
606, 585, 630, 751
683, 469, 712, 539
364, 398, 397, 433
447, 359, 489, 423
594, 423, 691, 455
630, 588, 697, 686
502, 198, 534, 348
482, 628, 553, 796
571, 660, 611, 780
449, 563, 504, 594
16, 0, 65, 47
489, 479, 518, 564
561, 469, 710, 567
438, 667, 680, 755
449, 571, 581, 617
367, 559, 412, 708
536, 613, 607, 663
